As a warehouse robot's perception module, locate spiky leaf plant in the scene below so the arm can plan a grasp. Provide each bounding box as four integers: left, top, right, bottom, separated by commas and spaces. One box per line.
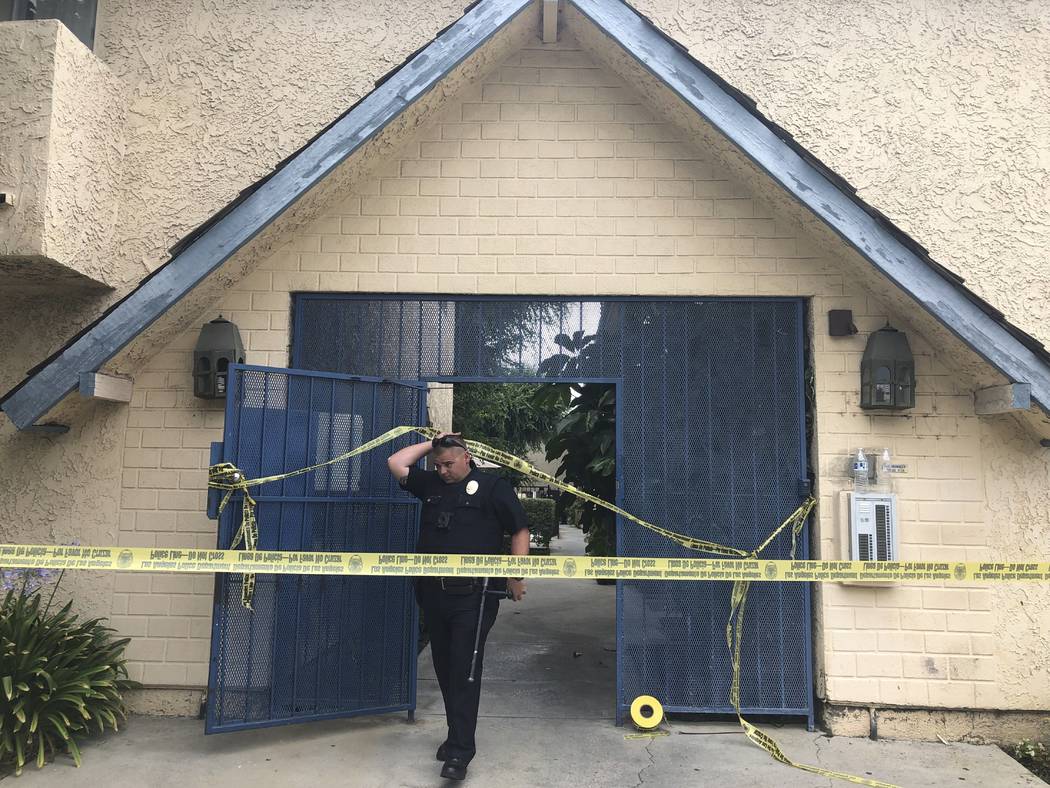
0, 571, 140, 776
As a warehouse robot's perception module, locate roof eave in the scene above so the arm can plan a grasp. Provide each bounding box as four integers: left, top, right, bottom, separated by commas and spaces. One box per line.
1, 0, 534, 431
567, 0, 1050, 419
6, 0, 1049, 433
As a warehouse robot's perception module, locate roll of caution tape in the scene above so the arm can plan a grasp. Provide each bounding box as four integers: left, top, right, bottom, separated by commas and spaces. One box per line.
630, 695, 664, 730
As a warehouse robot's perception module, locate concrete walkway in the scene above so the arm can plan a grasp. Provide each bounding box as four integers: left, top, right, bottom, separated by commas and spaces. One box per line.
10, 528, 1039, 786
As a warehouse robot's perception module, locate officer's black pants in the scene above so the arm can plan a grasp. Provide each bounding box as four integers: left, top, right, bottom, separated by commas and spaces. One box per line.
416, 581, 499, 763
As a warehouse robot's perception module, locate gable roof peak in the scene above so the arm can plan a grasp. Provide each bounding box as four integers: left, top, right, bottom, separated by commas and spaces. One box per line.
4, 0, 1048, 434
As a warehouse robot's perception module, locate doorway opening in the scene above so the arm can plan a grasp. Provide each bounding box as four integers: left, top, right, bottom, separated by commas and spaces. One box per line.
447, 381, 616, 560
283, 294, 813, 727
416, 380, 620, 722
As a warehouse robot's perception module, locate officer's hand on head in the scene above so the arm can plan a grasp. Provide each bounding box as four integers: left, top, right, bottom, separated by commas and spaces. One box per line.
507, 578, 526, 602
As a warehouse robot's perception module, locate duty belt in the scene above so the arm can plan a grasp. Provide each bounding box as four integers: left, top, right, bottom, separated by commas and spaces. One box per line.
430, 576, 481, 593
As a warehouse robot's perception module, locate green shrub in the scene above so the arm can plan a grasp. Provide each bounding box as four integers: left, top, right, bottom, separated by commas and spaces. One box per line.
1006, 739, 1049, 782
0, 569, 140, 776
522, 498, 557, 550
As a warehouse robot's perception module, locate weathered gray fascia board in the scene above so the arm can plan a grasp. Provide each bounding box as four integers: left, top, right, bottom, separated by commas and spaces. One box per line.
0, 0, 532, 431
568, 0, 1050, 418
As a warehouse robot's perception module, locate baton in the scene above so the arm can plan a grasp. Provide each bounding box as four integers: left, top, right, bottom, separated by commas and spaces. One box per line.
467, 577, 511, 683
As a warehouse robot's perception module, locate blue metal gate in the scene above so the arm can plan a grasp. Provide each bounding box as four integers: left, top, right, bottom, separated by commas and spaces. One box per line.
292, 295, 812, 725
206, 364, 427, 733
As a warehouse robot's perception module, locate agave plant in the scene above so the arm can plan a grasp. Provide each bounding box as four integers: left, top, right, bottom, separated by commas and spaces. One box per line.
0, 570, 140, 776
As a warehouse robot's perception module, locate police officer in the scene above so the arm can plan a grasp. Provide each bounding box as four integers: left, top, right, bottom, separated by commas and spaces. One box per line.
387, 432, 529, 781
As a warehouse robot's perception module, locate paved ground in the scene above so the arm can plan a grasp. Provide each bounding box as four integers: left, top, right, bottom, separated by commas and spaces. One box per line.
9, 528, 1040, 786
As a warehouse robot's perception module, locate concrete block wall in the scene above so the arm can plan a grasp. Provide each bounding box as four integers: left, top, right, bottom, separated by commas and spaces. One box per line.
113, 33, 1022, 711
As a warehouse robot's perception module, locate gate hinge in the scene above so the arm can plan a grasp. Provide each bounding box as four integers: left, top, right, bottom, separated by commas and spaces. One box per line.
206, 441, 223, 520
797, 478, 812, 497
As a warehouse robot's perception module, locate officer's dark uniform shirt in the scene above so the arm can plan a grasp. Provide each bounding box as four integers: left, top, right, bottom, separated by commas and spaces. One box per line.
400, 464, 528, 554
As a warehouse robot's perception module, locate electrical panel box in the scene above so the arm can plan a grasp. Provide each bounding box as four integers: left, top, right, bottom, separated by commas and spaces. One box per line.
849, 492, 898, 561
836, 491, 900, 586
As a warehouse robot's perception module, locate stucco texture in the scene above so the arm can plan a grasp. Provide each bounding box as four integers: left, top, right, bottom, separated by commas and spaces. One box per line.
4, 0, 1046, 391
93, 0, 470, 287
0, 401, 126, 625
0, 22, 55, 261
0, 20, 126, 289
632, 0, 1050, 348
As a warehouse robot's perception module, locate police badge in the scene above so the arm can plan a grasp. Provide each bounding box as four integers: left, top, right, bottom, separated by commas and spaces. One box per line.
465, 480, 479, 495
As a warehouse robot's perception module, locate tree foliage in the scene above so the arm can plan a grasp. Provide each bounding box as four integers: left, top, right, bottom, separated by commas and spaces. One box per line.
452, 383, 566, 457
454, 301, 569, 376
452, 382, 568, 486
533, 330, 617, 557
521, 498, 558, 551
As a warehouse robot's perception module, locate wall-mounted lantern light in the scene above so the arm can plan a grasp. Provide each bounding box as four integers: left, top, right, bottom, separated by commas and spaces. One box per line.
860, 324, 915, 410
193, 316, 244, 399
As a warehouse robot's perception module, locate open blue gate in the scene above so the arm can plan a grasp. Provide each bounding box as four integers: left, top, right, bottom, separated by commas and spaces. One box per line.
291, 296, 813, 726
206, 364, 427, 733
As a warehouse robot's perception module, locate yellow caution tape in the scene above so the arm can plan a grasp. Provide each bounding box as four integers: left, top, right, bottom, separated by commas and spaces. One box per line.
207, 424, 786, 608
2, 545, 1046, 582
8, 424, 1047, 788
622, 731, 670, 740
432, 428, 755, 558
208, 425, 425, 608
725, 578, 900, 787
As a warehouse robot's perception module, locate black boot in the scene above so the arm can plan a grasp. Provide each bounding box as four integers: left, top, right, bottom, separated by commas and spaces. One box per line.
436, 743, 448, 761
440, 757, 468, 781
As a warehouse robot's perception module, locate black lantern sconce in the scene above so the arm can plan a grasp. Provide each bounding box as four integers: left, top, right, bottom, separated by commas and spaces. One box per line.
860, 324, 915, 410
193, 316, 245, 399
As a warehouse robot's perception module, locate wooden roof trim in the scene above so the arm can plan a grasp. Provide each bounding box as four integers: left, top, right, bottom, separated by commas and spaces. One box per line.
568, 0, 1050, 416
6, 0, 1049, 430
1, 0, 532, 430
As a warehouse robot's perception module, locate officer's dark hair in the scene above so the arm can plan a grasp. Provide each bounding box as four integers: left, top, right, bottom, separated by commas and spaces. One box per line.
432, 435, 468, 451
432, 434, 477, 469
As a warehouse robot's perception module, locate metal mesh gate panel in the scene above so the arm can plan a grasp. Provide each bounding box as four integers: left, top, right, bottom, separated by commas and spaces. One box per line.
292, 296, 811, 723
207, 366, 426, 733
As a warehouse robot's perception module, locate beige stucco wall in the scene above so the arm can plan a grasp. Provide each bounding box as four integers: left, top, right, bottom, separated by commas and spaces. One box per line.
103, 34, 1049, 719
0, 22, 129, 633
0, 20, 126, 289
635, 0, 1050, 349
0, 1, 1047, 733
0, 22, 54, 262
92, 0, 469, 290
